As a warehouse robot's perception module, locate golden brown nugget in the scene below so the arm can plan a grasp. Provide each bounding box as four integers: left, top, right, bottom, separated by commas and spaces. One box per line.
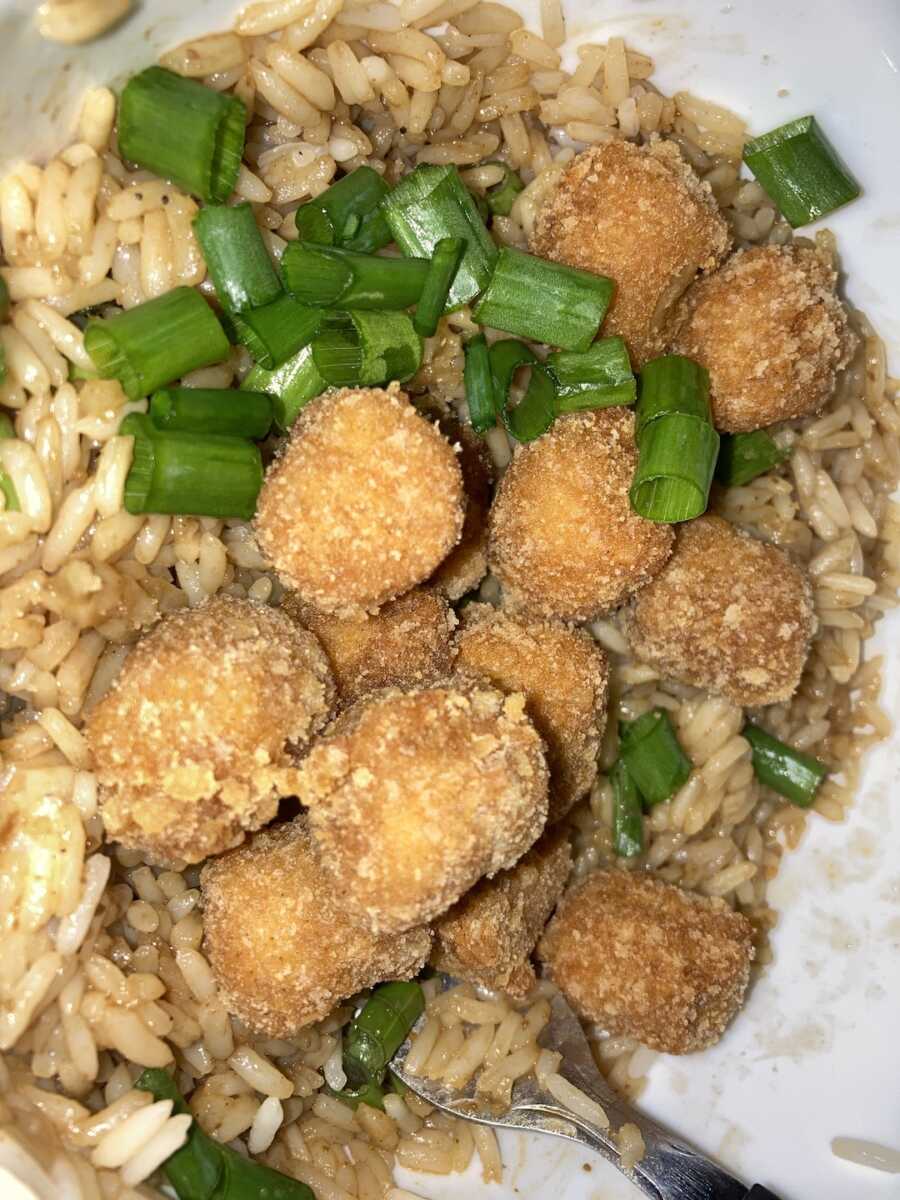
488, 408, 673, 621
255, 384, 465, 616
282, 586, 456, 707
623, 514, 815, 707
531, 140, 730, 366
88, 596, 333, 864
201, 821, 431, 1038
670, 244, 855, 432
538, 870, 755, 1054
454, 604, 608, 823
431, 827, 572, 996
297, 681, 549, 935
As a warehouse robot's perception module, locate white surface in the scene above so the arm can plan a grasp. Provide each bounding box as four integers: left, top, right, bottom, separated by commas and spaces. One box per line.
2, 2, 899, 1198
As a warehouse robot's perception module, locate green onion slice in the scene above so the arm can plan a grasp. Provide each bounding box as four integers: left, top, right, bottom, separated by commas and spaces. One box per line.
243, 343, 326, 432
630, 413, 720, 523
311, 309, 422, 387
611, 758, 644, 858
326, 1082, 386, 1112
282, 242, 430, 310
193, 204, 282, 315
619, 708, 691, 806
231, 294, 323, 370
743, 723, 827, 808
120, 412, 262, 520
743, 115, 861, 228
84, 287, 229, 401
485, 163, 524, 216
715, 430, 791, 488
414, 237, 465, 338
463, 333, 496, 434
381, 164, 498, 309
149, 387, 273, 439
473, 246, 613, 353
489, 338, 555, 443
296, 165, 393, 254
118, 67, 245, 205
0, 413, 20, 513
342, 981, 425, 1089
136, 1069, 315, 1200
636, 355, 711, 439
547, 337, 636, 413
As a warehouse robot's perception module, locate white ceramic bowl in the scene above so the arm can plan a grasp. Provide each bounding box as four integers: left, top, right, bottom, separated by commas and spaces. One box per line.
2, 3, 898, 1198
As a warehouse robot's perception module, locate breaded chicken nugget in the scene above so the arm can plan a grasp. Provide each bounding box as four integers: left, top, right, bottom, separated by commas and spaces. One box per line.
88, 596, 333, 864
297, 681, 549, 935
538, 869, 754, 1054
488, 408, 673, 621
201, 820, 431, 1038
255, 384, 465, 616
531, 140, 730, 366
623, 514, 815, 707
453, 604, 608, 823
282, 586, 456, 707
431, 827, 571, 997
670, 244, 856, 432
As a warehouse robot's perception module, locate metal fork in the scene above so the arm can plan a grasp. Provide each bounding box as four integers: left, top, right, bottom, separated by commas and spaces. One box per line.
391, 975, 782, 1200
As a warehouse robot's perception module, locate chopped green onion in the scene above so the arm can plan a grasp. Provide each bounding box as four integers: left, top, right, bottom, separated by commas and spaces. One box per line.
149, 387, 273, 439
488, 339, 555, 443
413, 237, 465, 337
743, 115, 860, 228
472, 191, 490, 224
381, 164, 498, 309
118, 67, 245, 205
84, 287, 229, 401
136, 1069, 315, 1200
296, 165, 393, 254
327, 1082, 386, 1111
231, 294, 323, 370
473, 246, 613, 353
243, 343, 326, 431
635, 355, 711, 439
68, 362, 98, 382
120, 412, 262, 519
611, 758, 643, 858
311, 310, 422, 387
0, 414, 20, 513
630, 413, 720, 523
743, 723, 827, 808
342, 981, 425, 1089
485, 163, 524, 216
716, 430, 791, 488
281, 242, 430, 310
619, 708, 691, 806
547, 337, 636, 413
463, 332, 496, 434
193, 204, 282, 315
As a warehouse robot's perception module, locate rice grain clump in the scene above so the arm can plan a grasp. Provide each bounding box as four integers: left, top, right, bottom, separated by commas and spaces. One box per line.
431, 827, 572, 996
88, 595, 334, 863
623, 514, 816, 707
454, 604, 609, 823
539, 869, 754, 1053
531, 140, 730, 366
283, 586, 457, 707
298, 681, 549, 934
670, 244, 856, 431
256, 385, 465, 616
202, 820, 431, 1037
489, 409, 673, 620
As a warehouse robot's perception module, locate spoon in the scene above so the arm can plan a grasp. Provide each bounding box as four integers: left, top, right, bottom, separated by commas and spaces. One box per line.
391, 975, 782, 1200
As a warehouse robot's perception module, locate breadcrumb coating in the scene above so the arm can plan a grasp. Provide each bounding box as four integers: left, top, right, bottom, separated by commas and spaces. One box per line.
531, 139, 730, 366
669, 244, 856, 432
297, 680, 549, 935
88, 596, 334, 864
488, 409, 673, 621
428, 415, 495, 601
282, 586, 457, 708
623, 514, 816, 707
538, 869, 755, 1054
431, 826, 571, 996
255, 385, 465, 616
453, 604, 608, 823
201, 820, 431, 1038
